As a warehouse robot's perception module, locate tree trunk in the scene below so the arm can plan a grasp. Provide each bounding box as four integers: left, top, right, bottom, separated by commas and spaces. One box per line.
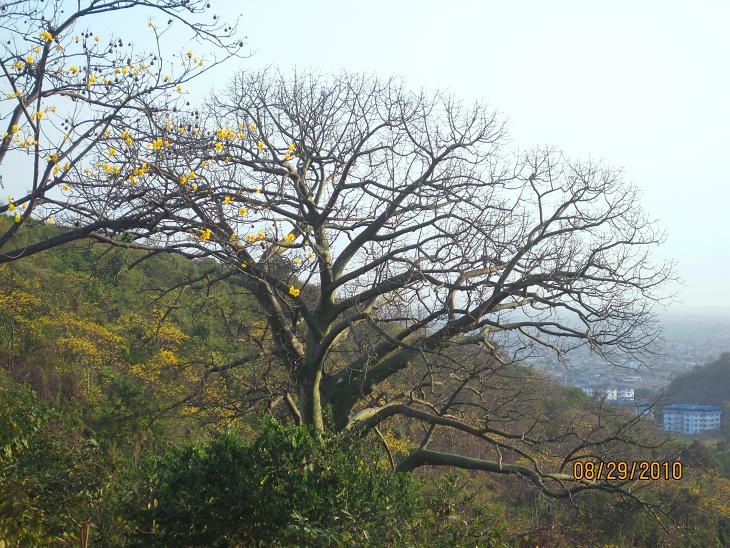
298, 368, 324, 436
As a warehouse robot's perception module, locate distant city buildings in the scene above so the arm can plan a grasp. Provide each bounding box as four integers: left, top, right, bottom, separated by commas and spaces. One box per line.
662, 404, 722, 435
578, 383, 635, 403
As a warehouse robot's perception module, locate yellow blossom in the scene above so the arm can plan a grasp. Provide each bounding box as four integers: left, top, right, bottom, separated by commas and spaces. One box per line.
284, 233, 295, 242
214, 142, 224, 152
288, 286, 300, 297
48, 216, 55, 224
179, 175, 187, 184
294, 257, 301, 265
62, 184, 70, 191
176, 85, 183, 93
147, 20, 154, 28
108, 147, 116, 157
249, 122, 256, 131
239, 207, 248, 216
289, 143, 296, 151
40, 30, 53, 41
284, 152, 292, 161
14, 61, 23, 71
187, 50, 193, 58
87, 75, 97, 86
224, 196, 232, 204
14, 213, 21, 223
257, 230, 265, 240
26, 55, 34, 64
8, 203, 15, 212
70, 65, 79, 74
257, 141, 264, 151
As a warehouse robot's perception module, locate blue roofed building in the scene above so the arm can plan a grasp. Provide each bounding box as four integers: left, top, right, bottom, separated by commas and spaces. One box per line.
662, 404, 722, 435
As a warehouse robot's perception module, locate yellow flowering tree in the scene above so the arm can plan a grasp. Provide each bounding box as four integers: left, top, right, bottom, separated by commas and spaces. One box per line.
0, 0, 242, 257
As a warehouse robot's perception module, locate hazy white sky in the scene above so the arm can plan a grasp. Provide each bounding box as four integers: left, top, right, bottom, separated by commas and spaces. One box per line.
224, 0, 730, 310
4, 1, 730, 311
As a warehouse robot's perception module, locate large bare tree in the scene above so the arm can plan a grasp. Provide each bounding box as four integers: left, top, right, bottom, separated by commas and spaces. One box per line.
4, 66, 676, 506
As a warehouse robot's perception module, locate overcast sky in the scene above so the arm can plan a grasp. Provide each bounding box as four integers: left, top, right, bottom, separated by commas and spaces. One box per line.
221, 0, 729, 312
4, 1, 729, 312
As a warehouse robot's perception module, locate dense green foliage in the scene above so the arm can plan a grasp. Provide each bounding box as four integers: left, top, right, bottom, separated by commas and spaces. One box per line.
108, 420, 507, 547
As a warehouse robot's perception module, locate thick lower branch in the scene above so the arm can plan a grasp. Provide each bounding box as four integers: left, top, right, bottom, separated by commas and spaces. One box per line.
396, 449, 573, 499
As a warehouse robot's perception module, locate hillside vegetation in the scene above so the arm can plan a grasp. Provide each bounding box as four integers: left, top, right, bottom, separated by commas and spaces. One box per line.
2, 218, 730, 546
665, 353, 730, 408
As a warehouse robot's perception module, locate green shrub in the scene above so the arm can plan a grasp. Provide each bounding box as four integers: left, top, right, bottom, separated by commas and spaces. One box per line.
119, 419, 421, 546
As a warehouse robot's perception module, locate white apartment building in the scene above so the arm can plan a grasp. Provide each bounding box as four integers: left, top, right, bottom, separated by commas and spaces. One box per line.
662, 404, 722, 435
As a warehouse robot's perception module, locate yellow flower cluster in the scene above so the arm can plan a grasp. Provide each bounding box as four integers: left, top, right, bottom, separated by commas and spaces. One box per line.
284, 233, 295, 243
199, 228, 212, 241
288, 286, 300, 297
245, 231, 266, 243
216, 127, 238, 140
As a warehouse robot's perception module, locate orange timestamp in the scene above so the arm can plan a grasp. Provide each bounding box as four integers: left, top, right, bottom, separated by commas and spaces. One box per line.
572, 460, 683, 481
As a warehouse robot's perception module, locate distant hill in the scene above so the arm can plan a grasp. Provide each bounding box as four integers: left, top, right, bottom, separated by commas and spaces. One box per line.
665, 352, 730, 407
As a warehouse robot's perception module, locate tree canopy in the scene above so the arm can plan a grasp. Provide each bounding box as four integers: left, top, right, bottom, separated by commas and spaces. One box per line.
1, 0, 680, 522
